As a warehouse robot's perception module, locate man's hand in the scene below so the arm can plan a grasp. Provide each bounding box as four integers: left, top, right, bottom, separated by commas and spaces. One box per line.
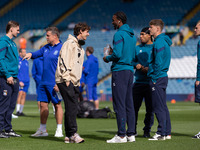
23, 53, 32, 60
7, 77, 14, 85
103, 56, 109, 63
81, 82, 85, 88
19, 82, 24, 87
54, 84, 59, 92
196, 81, 200, 87
136, 64, 142, 70
66, 81, 70, 87
109, 47, 113, 55
141, 67, 148, 73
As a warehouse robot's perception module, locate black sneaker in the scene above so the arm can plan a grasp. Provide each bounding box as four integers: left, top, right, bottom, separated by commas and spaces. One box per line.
5, 129, 22, 137
143, 132, 150, 138
192, 132, 200, 139
19, 112, 26, 116
15, 112, 21, 116
0, 131, 9, 138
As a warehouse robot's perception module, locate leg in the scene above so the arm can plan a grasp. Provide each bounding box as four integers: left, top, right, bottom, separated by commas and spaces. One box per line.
0, 78, 14, 131
58, 82, 79, 137
93, 84, 99, 110
125, 71, 135, 136
150, 77, 169, 136
19, 91, 26, 114
132, 83, 144, 134
112, 71, 128, 137
4, 78, 19, 131
143, 84, 154, 133
54, 102, 63, 125
40, 102, 49, 124
16, 91, 23, 113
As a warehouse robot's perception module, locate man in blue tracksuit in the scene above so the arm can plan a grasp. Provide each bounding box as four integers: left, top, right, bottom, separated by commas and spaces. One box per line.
83, 47, 99, 109
148, 19, 172, 140
103, 11, 136, 143
24, 27, 64, 138
0, 21, 21, 138
193, 20, 200, 139
16, 49, 30, 116
32, 56, 43, 109
133, 27, 154, 138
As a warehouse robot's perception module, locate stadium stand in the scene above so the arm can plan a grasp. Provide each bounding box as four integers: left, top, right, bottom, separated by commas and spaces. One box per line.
0, 0, 10, 8
0, 0, 200, 97
57, 0, 199, 29
0, 0, 80, 32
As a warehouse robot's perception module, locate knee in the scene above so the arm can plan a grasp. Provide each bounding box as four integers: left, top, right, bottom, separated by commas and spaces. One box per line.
40, 102, 48, 110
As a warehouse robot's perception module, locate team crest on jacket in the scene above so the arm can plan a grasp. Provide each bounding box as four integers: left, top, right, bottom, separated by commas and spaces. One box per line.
54, 50, 59, 55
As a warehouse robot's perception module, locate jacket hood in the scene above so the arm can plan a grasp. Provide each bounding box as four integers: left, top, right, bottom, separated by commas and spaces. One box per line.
119, 24, 134, 37
0, 35, 11, 42
156, 33, 172, 46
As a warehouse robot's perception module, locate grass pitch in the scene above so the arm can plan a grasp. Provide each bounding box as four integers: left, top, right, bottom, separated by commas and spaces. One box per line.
1, 101, 200, 150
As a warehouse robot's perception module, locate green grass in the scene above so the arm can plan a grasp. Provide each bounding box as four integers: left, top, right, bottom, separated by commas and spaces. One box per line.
1, 101, 200, 150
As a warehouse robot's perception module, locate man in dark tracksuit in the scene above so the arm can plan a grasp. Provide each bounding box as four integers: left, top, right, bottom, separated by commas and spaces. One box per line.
133, 27, 154, 138
193, 20, 200, 139
103, 11, 136, 143
148, 19, 172, 140
0, 21, 21, 138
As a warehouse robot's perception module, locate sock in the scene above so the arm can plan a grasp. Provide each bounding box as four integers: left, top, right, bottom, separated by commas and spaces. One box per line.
40, 124, 46, 132
19, 105, 24, 113
52, 105, 55, 113
57, 124, 62, 130
16, 104, 20, 112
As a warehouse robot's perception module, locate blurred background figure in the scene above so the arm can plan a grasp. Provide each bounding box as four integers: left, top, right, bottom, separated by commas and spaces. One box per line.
83, 47, 99, 109
16, 48, 30, 116
32, 45, 44, 111
19, 36, 27, 49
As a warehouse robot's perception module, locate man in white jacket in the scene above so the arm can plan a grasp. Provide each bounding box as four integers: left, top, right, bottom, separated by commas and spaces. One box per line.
56, 23, 90, 143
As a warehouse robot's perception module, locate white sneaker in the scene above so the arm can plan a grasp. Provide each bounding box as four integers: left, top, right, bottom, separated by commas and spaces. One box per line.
70, 133, 84, 143
54, 128, 63, 137
148, 133, 166, 141
166, 135, 171, 139
64, 137, 70, 143
106, 135, 127, 143
12, 114, 18, 119
31, 129, 48, 137
127, 135, 136, 142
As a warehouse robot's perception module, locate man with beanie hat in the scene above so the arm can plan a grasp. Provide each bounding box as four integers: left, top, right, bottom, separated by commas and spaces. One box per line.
133, 27, 154, 138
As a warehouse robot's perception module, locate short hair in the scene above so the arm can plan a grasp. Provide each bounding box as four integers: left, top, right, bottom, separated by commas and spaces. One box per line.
86, 46, 94, 54
6, 21, 19, 33
19, 48, 26, 53
46, 26, 60, 38
114, 11, 127, 24
74, 23, 91, 36
141, 27, 150, 34
149, 19, 164, 31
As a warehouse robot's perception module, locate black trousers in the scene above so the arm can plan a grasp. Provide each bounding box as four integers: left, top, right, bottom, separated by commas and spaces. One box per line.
57, 82, 79, 137
0, 77, 19, 131
132, 83, 154, 134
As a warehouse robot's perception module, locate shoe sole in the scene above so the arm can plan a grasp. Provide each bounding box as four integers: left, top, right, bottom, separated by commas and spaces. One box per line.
55, 135, 64, 137
107, 141, 127, 143
31, 134, 48, 137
